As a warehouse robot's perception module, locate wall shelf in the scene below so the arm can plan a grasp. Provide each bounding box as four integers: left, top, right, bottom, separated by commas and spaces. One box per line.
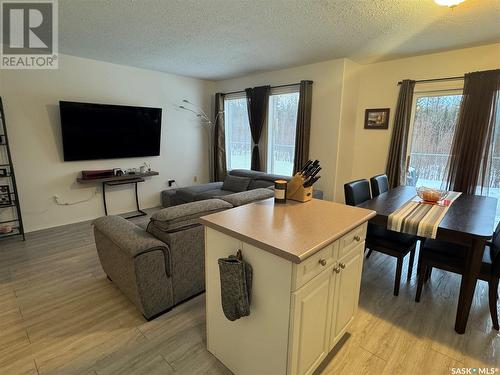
0, 97, 25, 241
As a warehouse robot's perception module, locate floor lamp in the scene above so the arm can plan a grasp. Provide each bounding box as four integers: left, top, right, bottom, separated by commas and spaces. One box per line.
179, 100, 223, 182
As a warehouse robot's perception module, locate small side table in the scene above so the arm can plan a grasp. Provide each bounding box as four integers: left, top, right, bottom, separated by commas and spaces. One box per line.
103, 177, 146, 219
76, 171, 159, 219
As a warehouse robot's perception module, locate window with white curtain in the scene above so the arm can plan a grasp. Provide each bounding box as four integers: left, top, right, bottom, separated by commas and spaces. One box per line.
223, 86, 300, 176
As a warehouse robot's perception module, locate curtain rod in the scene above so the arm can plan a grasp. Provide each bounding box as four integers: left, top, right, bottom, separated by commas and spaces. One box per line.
397, 76, 464, 85
223, 82, 301, 96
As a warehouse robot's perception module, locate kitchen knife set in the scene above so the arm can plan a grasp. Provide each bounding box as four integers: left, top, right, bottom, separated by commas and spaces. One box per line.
282, 160, 322, 203
298, 160, 322, 188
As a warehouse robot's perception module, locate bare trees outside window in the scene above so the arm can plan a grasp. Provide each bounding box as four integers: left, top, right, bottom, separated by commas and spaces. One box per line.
224, 88, 300, 176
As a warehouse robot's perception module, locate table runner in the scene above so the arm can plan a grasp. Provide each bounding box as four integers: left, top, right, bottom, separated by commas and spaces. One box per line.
387, 191, 462, 238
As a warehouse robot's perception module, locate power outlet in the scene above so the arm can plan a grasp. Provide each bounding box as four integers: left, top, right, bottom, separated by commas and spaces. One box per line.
168, 180, 175, 187
193, 176, 198, 183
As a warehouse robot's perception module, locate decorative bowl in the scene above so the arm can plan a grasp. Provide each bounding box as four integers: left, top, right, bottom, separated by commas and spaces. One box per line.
416, 187, 447, 203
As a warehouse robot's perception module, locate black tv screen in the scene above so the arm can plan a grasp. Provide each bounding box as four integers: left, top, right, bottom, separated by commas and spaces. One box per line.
59, 101, 162, 161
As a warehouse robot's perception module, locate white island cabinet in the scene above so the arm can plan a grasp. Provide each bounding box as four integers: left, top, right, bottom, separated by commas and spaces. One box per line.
200, 198, 375, 375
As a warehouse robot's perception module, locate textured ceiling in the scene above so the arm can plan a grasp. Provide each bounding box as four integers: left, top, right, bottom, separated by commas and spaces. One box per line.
59, 0, 500, 80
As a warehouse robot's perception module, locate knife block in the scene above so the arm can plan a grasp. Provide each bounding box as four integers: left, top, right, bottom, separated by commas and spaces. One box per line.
286, 174, 313, 203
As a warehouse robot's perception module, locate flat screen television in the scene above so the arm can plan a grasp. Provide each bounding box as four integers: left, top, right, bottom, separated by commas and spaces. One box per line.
59, 101, 162, 161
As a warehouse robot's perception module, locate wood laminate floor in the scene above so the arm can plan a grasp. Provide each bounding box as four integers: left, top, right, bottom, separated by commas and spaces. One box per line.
0, 211, 498, 375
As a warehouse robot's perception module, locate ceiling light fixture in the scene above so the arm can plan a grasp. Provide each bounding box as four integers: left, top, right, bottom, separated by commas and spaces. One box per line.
434, 0, 466, 7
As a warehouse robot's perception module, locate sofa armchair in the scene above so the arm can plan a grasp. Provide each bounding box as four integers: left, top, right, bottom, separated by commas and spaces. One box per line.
93, 188, 275, 320
161, 169, 299, 207
93, 198, 232, 319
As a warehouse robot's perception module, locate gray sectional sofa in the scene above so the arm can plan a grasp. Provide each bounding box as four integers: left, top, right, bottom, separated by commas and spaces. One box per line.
93, 188, 275, 320
161, 169, 301, 207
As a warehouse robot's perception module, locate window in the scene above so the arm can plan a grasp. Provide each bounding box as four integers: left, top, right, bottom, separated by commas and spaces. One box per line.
224, 95, 251, 170
407, 90, 500, 223
483, 94, 500, 222
267, 90, 300, 176
224, 86, 300, 176
406, 92, 462, 189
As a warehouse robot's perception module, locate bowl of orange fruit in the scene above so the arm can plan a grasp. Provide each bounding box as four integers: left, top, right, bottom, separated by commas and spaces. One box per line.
416, 187, 447, 203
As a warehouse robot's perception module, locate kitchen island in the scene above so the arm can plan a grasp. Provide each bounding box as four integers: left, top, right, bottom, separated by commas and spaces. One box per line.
200, 198, 375, 375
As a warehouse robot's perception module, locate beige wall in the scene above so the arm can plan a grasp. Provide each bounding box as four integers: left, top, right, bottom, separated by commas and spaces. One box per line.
343, 43, 500, 197
214, 59, 346, 200
334, 59, 361, 201
1, 54, 214, 232
3, 43, 500, 231
215, 42, 500, 202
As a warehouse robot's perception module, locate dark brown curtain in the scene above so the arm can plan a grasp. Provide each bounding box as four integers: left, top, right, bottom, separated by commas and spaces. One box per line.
293, 80, 313, 174
245, 85, 270, 171
446, 69, 500, 194
385, 79, 416, 188
213, 93, 227, 181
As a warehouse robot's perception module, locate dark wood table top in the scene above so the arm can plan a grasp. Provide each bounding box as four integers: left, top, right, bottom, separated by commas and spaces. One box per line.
358, 186, 497, 240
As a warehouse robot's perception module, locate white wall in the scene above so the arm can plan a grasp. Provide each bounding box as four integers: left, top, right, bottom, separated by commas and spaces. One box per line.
214, 59, 346, 200
0, 54, 214, 232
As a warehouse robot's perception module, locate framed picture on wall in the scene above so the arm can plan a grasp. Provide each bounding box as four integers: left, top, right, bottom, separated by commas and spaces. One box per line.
364, 108, 390, 129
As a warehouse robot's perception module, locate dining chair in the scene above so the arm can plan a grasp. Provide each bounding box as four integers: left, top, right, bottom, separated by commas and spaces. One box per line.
370, 174, 389, 197
344, 179, 371, 206
344, 179, 418, 296
415, 223, 500, 330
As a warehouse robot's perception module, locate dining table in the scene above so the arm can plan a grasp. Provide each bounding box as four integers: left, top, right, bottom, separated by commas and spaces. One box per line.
358, 185, 497, 334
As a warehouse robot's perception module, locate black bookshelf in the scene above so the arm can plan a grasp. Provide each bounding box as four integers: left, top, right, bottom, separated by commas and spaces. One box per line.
0, 97, 25, 241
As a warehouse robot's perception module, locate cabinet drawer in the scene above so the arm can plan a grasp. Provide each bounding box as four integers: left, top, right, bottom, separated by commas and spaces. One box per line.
292, 242, 338, 291
338, 224, 366, 259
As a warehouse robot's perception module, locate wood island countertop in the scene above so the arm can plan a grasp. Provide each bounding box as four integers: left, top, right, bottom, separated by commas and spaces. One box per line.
200, 198, 376, 264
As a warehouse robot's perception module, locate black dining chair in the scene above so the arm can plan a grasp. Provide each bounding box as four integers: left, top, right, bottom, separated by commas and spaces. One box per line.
344, 179, 372, 206
370, 174, 389, 197
415, 223, 500, 330
344, 179, 418, 296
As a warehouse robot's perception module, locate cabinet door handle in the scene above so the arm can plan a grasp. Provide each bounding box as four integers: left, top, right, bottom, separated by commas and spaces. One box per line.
339, 262, 346, 269
318, 258, 327, 266
354, 235, 361, 242
333, 266, 341, 274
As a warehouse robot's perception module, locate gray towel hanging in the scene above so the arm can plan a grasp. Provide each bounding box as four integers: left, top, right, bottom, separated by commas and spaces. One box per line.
218, 249, 252, 321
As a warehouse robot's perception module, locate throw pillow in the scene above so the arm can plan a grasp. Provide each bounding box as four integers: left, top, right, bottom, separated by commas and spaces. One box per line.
222, 175, 251, 192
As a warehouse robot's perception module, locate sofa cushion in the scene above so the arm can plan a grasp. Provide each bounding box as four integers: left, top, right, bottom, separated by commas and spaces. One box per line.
93, 215, 169, 258
176, 182, 224, 203
256, 172, 291, 183
194, 189, 234, 201
248, 179, 274, 190
222, 175, 251, 192
228, 169, 265, 179
150, 199, 233, 232
229, 169, 291, 183
221, 188, 274, 207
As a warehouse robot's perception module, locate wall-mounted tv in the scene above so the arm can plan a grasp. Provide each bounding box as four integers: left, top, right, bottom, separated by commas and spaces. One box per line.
59, 101, 162, 161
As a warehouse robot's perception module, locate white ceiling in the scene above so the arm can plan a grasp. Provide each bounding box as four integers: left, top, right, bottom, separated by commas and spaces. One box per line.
59, 0, 500, 80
